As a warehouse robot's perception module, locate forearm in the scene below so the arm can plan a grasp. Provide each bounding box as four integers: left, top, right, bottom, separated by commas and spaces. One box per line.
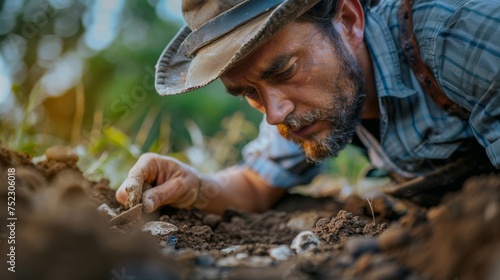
194, 166, 286, 215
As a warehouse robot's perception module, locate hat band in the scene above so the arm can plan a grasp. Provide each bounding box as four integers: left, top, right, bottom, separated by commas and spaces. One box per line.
179, 0, 285, 59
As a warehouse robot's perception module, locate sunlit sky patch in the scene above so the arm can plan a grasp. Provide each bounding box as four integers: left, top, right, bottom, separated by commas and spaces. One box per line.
41, 51, 84, 96
156, 0, 183, 24
0, 55, 12, 105
83, 0, 125, 51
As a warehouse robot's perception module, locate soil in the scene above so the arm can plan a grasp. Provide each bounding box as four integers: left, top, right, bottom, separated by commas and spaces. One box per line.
1, 146, 500, 280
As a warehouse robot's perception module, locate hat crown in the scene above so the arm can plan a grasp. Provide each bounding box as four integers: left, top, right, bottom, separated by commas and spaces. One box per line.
182, 0, 246, 30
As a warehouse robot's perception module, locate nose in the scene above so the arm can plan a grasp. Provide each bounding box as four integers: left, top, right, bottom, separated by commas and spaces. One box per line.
263, 89, 294, 125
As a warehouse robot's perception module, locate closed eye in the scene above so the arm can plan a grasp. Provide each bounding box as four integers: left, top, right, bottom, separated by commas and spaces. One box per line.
274, 62, 297, 80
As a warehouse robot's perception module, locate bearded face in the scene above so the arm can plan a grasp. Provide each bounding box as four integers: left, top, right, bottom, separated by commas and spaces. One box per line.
221, 21, 366, 163
277, 31, 365, 162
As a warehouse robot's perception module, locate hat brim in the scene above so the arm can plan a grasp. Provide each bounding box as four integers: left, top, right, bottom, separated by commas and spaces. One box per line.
155, 0, 320, 96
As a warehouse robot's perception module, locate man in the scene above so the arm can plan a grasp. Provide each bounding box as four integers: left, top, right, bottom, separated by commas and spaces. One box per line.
116, 0, 500, 214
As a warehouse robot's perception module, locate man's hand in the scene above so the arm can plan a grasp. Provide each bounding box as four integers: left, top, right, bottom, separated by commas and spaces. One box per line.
116, 153, 201, 213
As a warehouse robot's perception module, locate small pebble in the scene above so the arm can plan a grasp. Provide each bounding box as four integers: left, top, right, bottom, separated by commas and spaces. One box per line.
45, 146, 79, 164
290, 231, 321, 254
235, 253, 248, 260
216, 256, 239, 267
221, 245, 241, 254
97, 203, 117, 220
196, 254, 215, 267
286, 212, 322, 231
377, 227, 410, 251
141, 221, 178, 236
269, 245, 293, 261
244, 256, 273, 267
344, 237, 379, 258
203, 214, 222, 229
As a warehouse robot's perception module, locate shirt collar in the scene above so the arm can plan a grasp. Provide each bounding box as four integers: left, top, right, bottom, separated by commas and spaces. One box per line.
364, 8, 417, 98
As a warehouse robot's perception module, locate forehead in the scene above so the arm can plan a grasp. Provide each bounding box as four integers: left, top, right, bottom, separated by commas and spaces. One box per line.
221, 21, 319, 79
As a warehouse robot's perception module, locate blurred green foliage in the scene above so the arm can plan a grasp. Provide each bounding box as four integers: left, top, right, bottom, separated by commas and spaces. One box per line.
0, 0, 260, 149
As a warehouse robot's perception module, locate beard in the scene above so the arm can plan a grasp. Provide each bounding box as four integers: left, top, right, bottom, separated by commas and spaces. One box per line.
277, 42, 365, 163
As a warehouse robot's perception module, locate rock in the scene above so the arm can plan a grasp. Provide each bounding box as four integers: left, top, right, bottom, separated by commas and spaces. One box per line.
235, 253, 248, 260
269, 245, 293, 261
196, 254, 215, 267
244, 256, 273, 267
344, 237, 379, 258
203, 214, 222, 229
216, 256, 240, 267
97, 203, 117, 220
141, 221, 178, 236
45, 146, 78, 164
290, 231, 321, 254
286, 212, 323, 231
216, 255, 274, 268
377, 227, 410, 251
221, 245, 241, 254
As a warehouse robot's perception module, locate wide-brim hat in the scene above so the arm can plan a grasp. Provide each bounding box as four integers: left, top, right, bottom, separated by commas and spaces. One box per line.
155, 0, 321, 96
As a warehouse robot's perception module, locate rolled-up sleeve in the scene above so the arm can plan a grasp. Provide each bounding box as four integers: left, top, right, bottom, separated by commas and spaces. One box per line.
240, 118, 322, 188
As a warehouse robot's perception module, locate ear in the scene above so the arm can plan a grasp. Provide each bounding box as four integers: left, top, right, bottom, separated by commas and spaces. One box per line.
335, 0, 365, 51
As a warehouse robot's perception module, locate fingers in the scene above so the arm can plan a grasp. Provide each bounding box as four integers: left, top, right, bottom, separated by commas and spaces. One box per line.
116, 153, 155, 208
142, 177, 199, 213
115, 186, 128, 205
116, 153, 201, 212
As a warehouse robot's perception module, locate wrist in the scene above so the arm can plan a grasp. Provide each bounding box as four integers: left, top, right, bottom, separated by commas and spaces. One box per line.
192, 174, 222, 210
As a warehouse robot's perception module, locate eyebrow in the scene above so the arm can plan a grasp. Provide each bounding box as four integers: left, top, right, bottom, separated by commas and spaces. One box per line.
260, 54, 292, 80
224, 54, 293, 96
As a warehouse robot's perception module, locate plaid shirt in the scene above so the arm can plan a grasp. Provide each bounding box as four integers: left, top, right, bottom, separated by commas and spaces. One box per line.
241, 0, 500, 188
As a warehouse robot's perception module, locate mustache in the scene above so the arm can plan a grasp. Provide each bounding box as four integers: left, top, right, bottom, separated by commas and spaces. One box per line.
277, 108, 330, 136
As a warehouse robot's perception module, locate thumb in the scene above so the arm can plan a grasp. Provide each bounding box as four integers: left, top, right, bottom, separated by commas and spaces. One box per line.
142, 187, 163, 213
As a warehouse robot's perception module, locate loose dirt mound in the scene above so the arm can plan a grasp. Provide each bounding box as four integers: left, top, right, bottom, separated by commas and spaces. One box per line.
1, 147, 500, 280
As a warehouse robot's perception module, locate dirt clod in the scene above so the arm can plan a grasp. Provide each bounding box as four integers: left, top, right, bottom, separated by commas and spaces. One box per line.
2, 146, 500, 280
45, 145, 79, 164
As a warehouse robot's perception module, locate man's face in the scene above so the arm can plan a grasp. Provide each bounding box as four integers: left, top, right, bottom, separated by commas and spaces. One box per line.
221, 21, 365, 162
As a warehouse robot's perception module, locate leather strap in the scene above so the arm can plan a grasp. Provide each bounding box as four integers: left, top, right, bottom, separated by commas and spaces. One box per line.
398, 0, 470, 119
